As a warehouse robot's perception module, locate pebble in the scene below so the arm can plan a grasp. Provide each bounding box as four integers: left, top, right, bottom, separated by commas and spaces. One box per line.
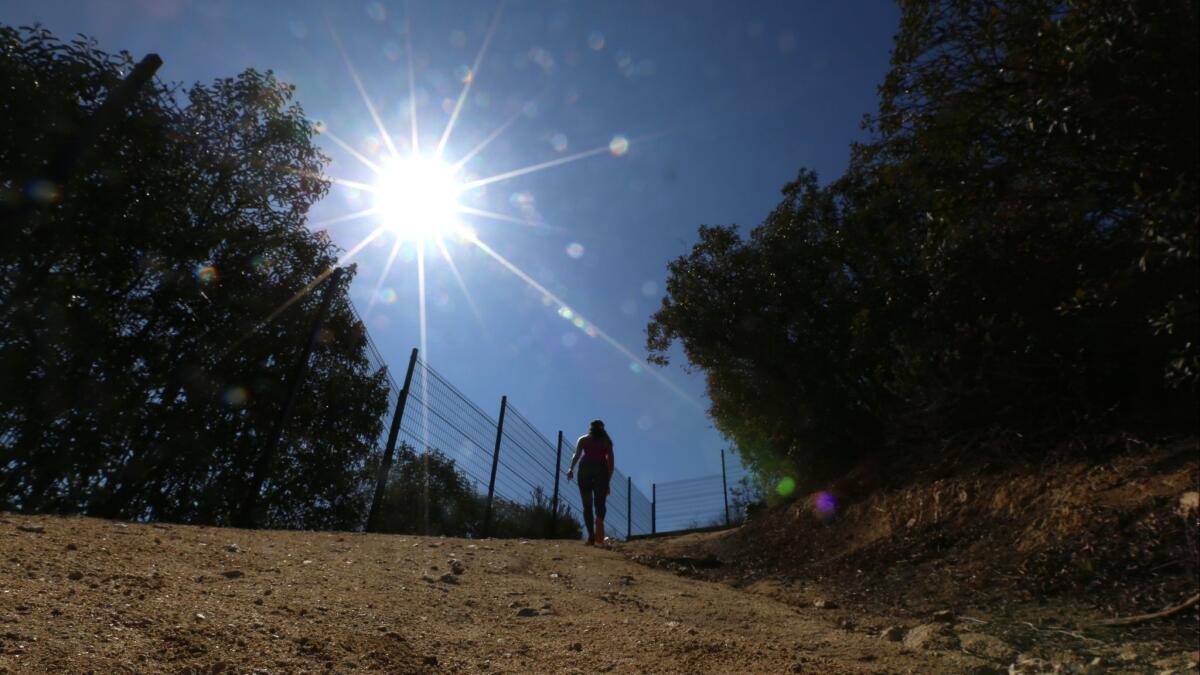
813, 599, 838, 609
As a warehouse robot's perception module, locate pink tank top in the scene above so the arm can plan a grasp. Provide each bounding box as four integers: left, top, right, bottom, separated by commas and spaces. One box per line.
577, 435, 612, 464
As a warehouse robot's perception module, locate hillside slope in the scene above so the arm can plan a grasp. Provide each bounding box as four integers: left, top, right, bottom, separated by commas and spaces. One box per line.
627, 437, 1199, 673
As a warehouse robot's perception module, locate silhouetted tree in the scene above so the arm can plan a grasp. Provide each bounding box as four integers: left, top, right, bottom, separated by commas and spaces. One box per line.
0, 25, 390, 529
648, 1, 1197, 487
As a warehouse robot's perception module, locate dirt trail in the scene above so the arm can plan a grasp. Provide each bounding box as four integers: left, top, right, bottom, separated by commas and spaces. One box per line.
0, 514, 977, 673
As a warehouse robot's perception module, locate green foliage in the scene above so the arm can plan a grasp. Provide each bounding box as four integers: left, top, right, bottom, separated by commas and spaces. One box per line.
0, 25, 390, 529
648, 1, 1198, 486
373, 445, 481, 536
487, 486, 584, 541
374, 445, 583, 540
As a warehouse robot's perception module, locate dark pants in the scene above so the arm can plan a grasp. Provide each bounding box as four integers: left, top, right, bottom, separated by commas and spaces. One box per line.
577, 461, 609, 539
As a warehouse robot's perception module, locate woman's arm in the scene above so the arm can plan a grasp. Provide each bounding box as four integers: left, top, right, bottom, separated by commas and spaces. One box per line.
565, 437, 583, 479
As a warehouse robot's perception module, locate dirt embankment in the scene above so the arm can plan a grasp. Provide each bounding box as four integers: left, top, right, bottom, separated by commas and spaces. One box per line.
0, 439, 1196, 674
626, 437, 1200, 673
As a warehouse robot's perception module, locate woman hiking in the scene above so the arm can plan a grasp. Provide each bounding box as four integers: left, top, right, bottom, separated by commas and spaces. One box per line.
566, 419, 614, 546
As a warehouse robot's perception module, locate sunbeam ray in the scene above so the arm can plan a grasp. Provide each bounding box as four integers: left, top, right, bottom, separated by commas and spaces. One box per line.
435, 3, 503, 160
436, 238, 488, 335
308, 207, 379, 231
321, 127, 384, 175
367, 238, 403, 313
330, 176, 378, 192
450, 103, 528, 172
328, 20, 400, 160
460, 143, 614, 191
228, 226, 387, 355
455, 205, 562, 232
468, 235, 704, 410
416, 243, 431, 450
403, 1, 420, 155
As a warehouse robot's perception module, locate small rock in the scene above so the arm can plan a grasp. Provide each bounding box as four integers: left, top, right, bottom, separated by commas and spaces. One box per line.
880, 626, 905, 641
931, 609, 955, 622
568, 642, 583, 652
67, 571, 83, 581
903, 623, 959, 651
65, 543, 77, 551
813, 599, 838, 609
195, 613, 207, 621
220, 570, 244, 579
515, 608, 540, 617
423, 655, 438, 666
448, 559, 466, 575
960, 633, 1016, 662
225, 544, 241, 553
17, 525, 44, 534
438, 573, 458, 584
837, 618, 856, 631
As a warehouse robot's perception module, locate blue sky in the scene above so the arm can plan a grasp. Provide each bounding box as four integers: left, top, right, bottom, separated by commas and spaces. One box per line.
1, 1, 900, 492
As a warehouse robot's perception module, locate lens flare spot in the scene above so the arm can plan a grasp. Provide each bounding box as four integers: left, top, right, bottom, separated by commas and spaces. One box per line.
223, 386, 248, 406
383, 42, 401, 61
572, 317, 586, 329
814, 490, 836, 514
584, 325, 597, 338
378, 287, 398, 304
366, 2, 386, 22
588, 31, 605, 51
558, 307, 574, 320
641, 280, 658, 297
195, 265, 218, 284
609, 135, 630, 156
565, 242, 584, 259
455, 65, 473, 84
636, 415, 653, 431
549, 131, 568, 153
629, 361, 642, 374
27, 179, 62, 205
776, 477, 797, 497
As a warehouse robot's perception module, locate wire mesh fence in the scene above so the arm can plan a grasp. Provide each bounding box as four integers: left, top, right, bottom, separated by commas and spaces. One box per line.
356, 336, 750, 541
650, 460, 753, 534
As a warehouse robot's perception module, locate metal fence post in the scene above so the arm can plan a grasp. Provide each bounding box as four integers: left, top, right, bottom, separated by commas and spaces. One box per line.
721, 448, 731, 527
550, 430, 563, 537
237, 266, 345, 528
626, 476, 632, 538
482, 395, 507, 537
652, 483, 657, 534
366, 347, 418, 532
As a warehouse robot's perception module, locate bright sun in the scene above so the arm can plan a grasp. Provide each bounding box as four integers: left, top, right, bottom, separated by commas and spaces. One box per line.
373, 155, 464, 241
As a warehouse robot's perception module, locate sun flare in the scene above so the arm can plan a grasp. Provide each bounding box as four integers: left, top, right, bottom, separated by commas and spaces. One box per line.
373, 155, 465, 241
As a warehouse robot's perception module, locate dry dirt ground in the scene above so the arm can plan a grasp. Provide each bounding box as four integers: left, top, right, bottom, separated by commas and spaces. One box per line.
0, 513, 1005, 674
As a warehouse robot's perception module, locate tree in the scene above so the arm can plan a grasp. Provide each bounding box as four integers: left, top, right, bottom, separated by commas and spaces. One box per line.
648, 1, 1197, 488
373, 445, 481, 536
0, 25, 391, 529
